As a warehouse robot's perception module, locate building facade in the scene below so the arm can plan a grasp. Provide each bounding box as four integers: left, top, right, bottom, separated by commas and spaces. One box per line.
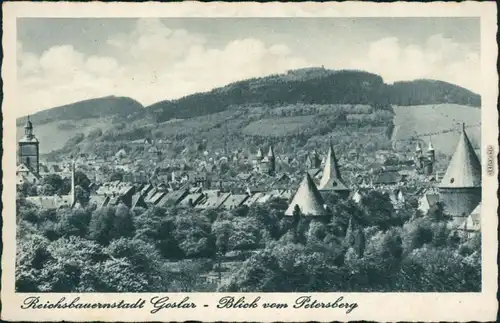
18, 117, 40, 174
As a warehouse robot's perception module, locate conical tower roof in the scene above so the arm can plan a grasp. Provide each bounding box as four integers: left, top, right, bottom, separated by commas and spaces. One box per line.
285, 173, 327, 216
428, 138, 434, 151
256, 148, 263, 159
440, 124, 481, 188
267, 145, 275, 158
318, 142, 349, 192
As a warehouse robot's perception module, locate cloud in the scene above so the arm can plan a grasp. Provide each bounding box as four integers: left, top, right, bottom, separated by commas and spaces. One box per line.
17, 19, 480, 115
17, 18, 311, 114
346, 34, 480, 92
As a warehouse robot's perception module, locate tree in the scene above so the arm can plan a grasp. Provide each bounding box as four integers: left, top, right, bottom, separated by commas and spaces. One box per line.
74, 185, 90, 206
74, 171, 91, 191
88, 206, 135, 245
41, 174, 65, 194
359, 191, 394, 229
37, 184, 56, 196
16, 234, 52, 291
427, 202, 451, 222
55, 208, 92, 238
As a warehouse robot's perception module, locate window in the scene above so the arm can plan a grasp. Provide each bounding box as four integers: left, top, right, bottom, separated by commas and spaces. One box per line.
21, 145, 37, 155
450, 178, 455, 183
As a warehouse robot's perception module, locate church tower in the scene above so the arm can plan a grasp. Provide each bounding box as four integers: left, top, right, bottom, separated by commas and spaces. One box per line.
266, 145, 276, 176
18, 116, 40, 174
414, 141, 424, 171
425, 138, 435, 176
318, 140, 350, 198
439, 124, 481, 220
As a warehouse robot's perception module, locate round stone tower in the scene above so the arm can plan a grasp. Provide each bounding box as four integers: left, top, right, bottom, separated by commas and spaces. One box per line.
439, 124, 481, 221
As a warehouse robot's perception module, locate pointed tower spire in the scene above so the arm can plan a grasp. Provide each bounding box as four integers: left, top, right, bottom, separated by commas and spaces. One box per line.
318, 141, 350, 196
428, 137, 434, 151
416, 141, 422, 153
267, 145, 275, 158
285, 173, 327, 216
440, 124, 481, 188
256, 147, 263, 160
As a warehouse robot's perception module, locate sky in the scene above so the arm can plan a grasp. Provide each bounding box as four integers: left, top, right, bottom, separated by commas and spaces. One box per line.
17, 17, 480, 114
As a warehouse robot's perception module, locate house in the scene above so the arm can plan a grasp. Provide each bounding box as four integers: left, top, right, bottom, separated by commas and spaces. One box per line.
418, 193, 440, 214
130, 191, 148, 209
456, 203, 481, 239
235, 172, 253, 182
26, 195, 74, 209
178, 193, 206, 208
195, 192, 231, 210
157, 187, 190, 207
145, 191, 167, 206
243, 192, 265, 207
220, 194, 249, 210
88, 195, 108, 209
16, 163, 41, 185
373, 171, 403, 186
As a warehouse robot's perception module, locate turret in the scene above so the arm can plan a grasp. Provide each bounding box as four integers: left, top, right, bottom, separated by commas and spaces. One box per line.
267, 145, 276, 175
318, 140, 350, 198
427, 138, 435, 162
439, 123, 481, 219
18, 115, 40, 174
24, 116, 34, 138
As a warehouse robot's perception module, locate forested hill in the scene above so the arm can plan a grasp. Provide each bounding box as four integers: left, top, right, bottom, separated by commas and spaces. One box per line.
389, 79, 481, 107
145, 68, 480, 123
16, 96, 144, 127
146, 68, 392, 123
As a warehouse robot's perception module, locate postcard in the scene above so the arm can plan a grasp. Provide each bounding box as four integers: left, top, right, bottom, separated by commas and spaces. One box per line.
2, 1, 498, 322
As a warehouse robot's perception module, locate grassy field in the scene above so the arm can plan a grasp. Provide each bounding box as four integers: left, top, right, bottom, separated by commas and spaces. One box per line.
16, 117, 114, 154
392, 104, 481, 156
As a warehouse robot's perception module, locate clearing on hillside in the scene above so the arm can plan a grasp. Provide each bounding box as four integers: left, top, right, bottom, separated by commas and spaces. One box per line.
392, 104, 481, 156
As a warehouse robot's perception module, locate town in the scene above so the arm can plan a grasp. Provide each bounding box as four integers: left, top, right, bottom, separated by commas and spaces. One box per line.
17, 117, 481, 239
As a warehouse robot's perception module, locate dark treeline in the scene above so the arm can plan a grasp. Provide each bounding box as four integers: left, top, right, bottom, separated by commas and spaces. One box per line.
16, 188, 480, 293
389, 80, 481, 107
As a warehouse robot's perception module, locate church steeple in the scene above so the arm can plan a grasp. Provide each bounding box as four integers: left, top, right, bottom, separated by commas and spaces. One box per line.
24, 115, 34, 138
318, 139, 350, 197
18, 115, 40, 174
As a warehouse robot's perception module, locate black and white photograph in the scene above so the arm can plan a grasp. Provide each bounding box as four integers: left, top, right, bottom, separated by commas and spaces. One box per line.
2, 2, 498, 322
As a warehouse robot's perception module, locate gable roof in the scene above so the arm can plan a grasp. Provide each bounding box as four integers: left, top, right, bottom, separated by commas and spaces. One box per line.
178, 193, 205, 207
221, 194, 249, 210
440, 125, 481, 188
195, 192, 231, 210
285, 173, 327, 216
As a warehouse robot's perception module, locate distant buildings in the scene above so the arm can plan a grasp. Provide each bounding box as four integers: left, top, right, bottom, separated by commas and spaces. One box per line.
15, 117, 482, 239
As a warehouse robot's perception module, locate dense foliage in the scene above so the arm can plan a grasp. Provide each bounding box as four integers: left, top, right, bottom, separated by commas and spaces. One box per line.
16, 96, 143, 127
16, 191, 480, 293
389, 80, 481, 107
